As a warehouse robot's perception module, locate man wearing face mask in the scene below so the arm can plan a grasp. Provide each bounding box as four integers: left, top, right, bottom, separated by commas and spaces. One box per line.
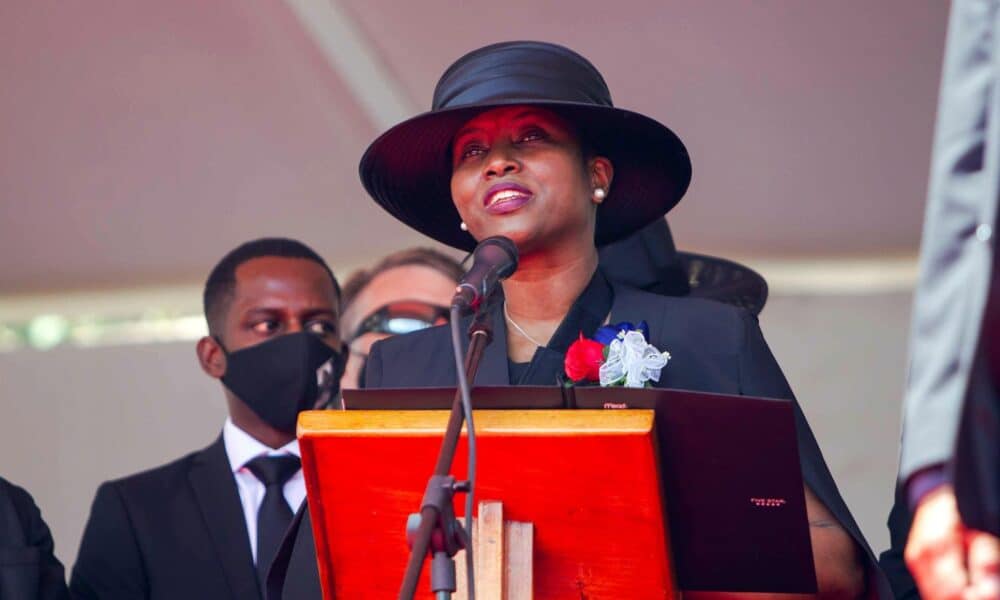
70, 238, 346, 600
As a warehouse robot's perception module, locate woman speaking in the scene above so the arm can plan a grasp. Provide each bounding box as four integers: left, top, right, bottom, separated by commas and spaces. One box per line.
276, 41, 888, 599
360, 41, 883, 599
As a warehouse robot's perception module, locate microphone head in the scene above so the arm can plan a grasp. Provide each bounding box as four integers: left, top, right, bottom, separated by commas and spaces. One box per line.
452, 236, 520, 312
474, 236, 519, 278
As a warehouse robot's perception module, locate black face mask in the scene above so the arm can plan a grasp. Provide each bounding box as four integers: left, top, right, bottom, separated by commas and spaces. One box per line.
219, 332, 345, 434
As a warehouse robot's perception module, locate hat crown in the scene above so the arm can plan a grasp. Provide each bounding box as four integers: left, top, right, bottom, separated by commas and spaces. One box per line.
432, 41, 614, 111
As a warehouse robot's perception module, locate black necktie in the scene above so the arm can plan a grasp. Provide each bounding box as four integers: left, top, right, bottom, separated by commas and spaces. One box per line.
245, 454, 301, 584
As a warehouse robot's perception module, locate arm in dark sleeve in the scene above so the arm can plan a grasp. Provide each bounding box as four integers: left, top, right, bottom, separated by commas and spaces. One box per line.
737, 309, 862, 532
899, 0, 997, 485
878, 483, 920, 599
736, 310, 890, 599
3, 480, 69, 600
69, 482, 147, 599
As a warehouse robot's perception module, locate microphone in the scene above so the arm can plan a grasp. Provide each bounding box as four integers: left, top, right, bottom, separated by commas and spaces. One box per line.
452, 236, 519, 312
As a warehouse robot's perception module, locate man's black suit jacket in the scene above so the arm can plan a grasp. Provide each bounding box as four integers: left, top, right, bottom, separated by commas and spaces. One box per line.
70, 437, 262, 600
272, 276, 893, 598
0, 476, 68, 600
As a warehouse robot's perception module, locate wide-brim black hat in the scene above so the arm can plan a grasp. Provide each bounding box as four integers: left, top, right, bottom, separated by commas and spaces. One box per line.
360, 41, 692, 251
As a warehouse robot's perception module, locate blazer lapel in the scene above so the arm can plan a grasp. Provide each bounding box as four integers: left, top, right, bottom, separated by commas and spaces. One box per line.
520, 347, 568, 386
188, 437, 261, 600
609, 284, 666, 343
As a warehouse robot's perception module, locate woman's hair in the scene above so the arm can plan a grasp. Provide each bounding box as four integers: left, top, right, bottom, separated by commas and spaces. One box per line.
340, 247, 464, 312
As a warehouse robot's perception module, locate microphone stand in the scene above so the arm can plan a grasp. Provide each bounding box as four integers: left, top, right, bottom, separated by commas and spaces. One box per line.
398, 304, 494, 600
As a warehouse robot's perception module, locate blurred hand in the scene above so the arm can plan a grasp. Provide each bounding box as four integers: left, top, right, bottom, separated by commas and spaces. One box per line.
904, 485, 1000, 600
965, 531, 999, 600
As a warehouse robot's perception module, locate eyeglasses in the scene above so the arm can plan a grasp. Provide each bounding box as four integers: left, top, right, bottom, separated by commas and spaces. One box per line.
349, 300, 451, 342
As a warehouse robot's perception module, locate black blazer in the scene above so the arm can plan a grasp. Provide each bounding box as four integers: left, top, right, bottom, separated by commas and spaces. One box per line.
0, 477, 69, 600
274, 276, 893, 598
70, 437, 261, 600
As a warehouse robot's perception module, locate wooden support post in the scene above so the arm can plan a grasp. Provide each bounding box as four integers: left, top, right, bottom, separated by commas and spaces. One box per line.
455, 500, 533, 600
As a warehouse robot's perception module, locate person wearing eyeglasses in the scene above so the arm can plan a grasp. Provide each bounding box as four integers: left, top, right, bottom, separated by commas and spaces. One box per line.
339, 247, 464, 390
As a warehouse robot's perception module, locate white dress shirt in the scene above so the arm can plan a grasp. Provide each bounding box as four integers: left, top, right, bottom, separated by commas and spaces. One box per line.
222, 417, 306, 564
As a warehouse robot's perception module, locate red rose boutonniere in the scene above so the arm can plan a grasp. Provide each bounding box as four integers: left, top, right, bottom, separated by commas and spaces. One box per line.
564, 334, 606, 382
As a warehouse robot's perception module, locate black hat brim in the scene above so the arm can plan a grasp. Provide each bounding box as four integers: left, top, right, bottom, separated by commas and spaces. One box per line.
360, 99, 692, 252
678, 252, 769, 316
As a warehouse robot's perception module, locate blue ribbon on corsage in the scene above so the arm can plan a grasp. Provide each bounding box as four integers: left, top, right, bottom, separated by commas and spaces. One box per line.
592, 320, 651, 345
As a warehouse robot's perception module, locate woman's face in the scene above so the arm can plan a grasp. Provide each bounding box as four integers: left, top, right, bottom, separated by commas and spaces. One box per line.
450, 106, 612, 255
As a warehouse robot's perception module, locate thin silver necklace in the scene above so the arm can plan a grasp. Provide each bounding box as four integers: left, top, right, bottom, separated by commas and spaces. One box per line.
503, 302, 547, 348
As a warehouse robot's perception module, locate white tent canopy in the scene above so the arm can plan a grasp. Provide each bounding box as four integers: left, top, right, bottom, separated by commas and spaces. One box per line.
0, 0, 947, 295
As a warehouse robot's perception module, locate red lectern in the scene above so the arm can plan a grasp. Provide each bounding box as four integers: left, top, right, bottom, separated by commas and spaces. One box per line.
298, 409, 676, 599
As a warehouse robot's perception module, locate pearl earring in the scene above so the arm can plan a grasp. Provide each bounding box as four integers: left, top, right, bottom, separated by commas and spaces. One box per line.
593, 188, 607, 201
460, 221, 469, 231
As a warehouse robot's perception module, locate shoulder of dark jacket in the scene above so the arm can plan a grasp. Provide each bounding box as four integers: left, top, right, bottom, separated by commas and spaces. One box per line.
95, 437, 222, 497
611, 284, 751, 346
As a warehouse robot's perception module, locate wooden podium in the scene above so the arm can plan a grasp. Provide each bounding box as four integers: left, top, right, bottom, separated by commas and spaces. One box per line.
298, 409, 677, 599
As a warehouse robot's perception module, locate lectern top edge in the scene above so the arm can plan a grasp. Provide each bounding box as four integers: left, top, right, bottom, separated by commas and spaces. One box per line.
297, 408, 655, 436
